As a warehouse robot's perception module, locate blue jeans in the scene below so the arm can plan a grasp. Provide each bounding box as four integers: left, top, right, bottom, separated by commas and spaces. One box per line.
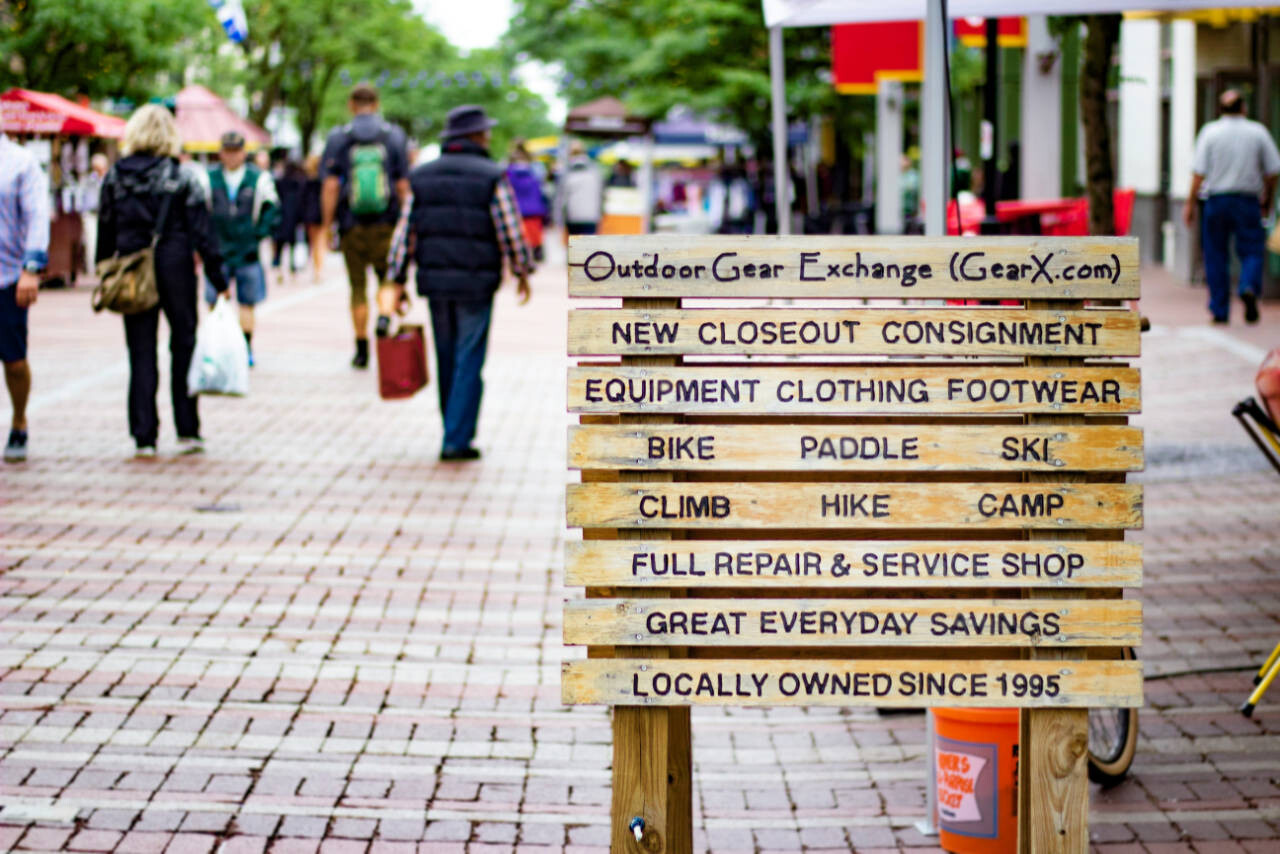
1202, 194, 1265, 321
427, 297, 493, 452
205, 262, 267, 307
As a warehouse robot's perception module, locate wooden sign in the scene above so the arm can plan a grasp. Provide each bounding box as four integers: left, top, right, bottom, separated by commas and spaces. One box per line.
562, 658, 1144, 708
564, 540, 1143, 589
568, 235, 1140, 299
567, 482, 1143, 530
563, 598, 1141, 647
569, 308, 1141, 357
569, 365, 1141, 415
568, 424, 1143, 472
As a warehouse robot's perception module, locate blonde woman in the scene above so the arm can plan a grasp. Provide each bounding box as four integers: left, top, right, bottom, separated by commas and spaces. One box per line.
301, 154, 325, 283
96, 104, 228, 457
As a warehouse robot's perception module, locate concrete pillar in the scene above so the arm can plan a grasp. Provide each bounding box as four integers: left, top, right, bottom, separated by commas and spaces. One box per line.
1021, 15, 1062, 200
1168, 20, 1198, 280
1119, 18, 1162, 259
875, 78, 904, 235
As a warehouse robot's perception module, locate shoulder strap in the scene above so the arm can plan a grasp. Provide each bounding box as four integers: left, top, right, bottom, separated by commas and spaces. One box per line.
150, 162, 180, 248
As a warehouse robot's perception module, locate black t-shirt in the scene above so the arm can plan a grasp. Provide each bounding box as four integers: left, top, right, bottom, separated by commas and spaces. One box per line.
320, 113, 409, 230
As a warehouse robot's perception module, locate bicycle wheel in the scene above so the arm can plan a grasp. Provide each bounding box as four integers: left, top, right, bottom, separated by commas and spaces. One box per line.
1088, 647, 1139, 786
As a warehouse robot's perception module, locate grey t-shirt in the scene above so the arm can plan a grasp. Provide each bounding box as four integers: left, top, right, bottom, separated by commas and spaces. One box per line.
1192, 115, 1280, 196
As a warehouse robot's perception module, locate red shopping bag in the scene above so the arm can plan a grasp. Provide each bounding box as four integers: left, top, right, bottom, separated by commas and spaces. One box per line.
376, 324, 428, 400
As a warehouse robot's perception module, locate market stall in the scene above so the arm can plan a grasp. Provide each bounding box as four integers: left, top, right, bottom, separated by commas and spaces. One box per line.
1, 88, 125, 286
174, 85, 269, 153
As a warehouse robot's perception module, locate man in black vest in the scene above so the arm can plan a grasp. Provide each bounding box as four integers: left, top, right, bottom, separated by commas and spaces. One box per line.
384, 105, 531, 461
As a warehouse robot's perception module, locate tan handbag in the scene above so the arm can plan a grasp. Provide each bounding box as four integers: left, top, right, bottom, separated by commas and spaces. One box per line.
92, 164, 178, 315
1268, 218, 1280, 255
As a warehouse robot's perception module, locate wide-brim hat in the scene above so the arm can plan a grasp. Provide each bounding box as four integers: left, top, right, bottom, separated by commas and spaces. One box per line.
441, 104, 498, 140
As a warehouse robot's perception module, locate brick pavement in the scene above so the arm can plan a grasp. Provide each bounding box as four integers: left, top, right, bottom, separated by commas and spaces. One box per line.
1, 238, 1278, 853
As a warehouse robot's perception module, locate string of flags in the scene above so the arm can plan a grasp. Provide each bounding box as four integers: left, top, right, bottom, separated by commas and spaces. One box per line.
207, 0, 248, 44
336, 68, 610, 92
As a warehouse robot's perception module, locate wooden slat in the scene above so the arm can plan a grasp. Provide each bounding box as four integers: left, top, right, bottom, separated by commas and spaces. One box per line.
566, 482, 1143, 530
562, 658, 1143, 708
569, 308, 1141, 356
565, 540, 1143, 589
569, 424, 1143, 472
569, 365, 1140, 415
563, 598, 1141, 647
567, 235, 1140, 299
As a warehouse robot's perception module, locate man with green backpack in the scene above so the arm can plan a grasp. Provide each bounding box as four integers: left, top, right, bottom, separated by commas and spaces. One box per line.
320, 84, 410, 368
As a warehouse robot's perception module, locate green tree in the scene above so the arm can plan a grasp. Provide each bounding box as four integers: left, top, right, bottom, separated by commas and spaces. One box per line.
507, 0, 835, 153
227, 0, 552, 152
0, 0, 208, 101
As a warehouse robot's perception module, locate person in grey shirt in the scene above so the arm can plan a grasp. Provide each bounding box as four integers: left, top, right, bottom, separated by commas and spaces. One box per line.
1183, 89, 1280, 324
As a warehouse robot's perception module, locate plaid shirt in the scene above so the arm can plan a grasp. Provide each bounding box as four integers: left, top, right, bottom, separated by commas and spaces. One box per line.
388, 175, 531, 284
0, 134, 50, 287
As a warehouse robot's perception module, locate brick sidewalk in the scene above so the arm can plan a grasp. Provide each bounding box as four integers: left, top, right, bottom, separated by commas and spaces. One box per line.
1, 243, 1278, 853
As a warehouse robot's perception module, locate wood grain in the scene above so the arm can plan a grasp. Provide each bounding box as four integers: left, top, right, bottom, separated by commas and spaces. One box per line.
568, 423, 1143, 472
562, 658, 1143, 708
569, 365, 1141, 415
569, 307, 1141, 356
567, 235, 1140, 299
564, 540, 1143, 589
566, 482, 1143, 530
563, 598, 1141, 647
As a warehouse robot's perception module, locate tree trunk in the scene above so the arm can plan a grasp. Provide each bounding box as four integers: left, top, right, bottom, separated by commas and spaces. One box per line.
1080, 14, 1121, 236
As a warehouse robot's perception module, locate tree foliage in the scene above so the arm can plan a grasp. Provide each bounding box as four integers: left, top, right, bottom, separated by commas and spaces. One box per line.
0, 0, 208, 101
507, 0, 840, 151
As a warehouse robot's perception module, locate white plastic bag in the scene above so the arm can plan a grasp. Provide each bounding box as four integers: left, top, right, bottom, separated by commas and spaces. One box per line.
187, 298, 250, 397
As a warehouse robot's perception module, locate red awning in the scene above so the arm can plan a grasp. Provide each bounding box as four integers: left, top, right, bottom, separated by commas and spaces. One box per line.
1, 88, 125, 138
174, 85, 270, 153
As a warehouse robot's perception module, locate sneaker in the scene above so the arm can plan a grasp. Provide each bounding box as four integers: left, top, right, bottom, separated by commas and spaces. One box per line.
4, 429, 27, 462
134, 445, 156, 459
351, 349, 369, 369
439, 446, 482, 462
1211, 315, 1229, 325
177, 437, 205, 455
1243, 293, 1260, 324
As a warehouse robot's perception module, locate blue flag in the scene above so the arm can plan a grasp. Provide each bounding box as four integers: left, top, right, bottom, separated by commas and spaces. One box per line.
207, 0, 248, 44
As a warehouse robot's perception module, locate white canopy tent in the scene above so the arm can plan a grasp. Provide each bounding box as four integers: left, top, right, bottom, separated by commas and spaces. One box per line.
762, 0, 1280, 236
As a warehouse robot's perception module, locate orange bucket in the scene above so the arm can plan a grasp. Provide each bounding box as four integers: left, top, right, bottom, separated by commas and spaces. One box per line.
933, 707, 1019, 854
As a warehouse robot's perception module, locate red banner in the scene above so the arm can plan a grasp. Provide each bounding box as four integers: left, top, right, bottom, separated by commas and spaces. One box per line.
832, 21, 924, 96
954, 17, 1027, 48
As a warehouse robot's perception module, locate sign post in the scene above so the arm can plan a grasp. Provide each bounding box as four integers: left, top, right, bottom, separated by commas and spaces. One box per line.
564, 235, 1142, 852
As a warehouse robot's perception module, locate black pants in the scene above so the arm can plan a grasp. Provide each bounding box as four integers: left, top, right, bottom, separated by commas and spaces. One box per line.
123, 278, 199, 446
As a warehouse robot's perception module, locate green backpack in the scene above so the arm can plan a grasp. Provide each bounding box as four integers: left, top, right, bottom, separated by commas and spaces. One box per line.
348, 129, 389, 216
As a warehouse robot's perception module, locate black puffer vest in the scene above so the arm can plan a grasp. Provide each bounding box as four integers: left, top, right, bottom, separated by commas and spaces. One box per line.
409, 138, 503, 299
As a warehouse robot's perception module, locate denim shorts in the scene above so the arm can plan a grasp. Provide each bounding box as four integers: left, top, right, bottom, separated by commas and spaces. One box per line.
0, 284, 28, 364
206, 262, 267, 306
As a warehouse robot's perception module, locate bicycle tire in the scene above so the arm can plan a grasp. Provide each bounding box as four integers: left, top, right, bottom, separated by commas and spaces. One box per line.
1088, 647, 1139, 786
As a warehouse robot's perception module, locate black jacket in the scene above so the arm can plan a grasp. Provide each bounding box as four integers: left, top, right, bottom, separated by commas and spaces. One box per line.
97, 155, 227, 293
408, 138, 503, 300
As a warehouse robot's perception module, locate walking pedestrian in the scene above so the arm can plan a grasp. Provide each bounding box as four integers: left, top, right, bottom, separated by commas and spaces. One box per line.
79, 153, 109, 276
200, 131, 279, 365
385, 104, 532, 462
320, 84, 410, 369
95, 104, 229, 457
561, 140, 603, 237
506, 140, 547, 262
272, 159, 306, 284
1, 129, 49, 463
1183, 89, 1280, 325
301, 154, 325, 283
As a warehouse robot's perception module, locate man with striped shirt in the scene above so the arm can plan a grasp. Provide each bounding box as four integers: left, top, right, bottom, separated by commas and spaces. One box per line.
385, 104, 531, 461
0, 133, 50, 463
